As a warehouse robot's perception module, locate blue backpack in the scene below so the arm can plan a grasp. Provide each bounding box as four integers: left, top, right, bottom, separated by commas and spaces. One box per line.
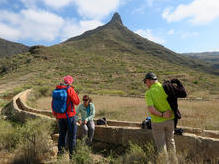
52, 87, 70, 113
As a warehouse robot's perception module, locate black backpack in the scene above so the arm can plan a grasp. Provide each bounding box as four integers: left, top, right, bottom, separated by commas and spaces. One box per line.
163, 79, 187, 98
163, 79, 187, 119
97, 117, 107, 125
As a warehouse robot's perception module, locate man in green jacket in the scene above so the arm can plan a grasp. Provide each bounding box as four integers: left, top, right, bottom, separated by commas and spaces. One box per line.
143, 72, 178, 163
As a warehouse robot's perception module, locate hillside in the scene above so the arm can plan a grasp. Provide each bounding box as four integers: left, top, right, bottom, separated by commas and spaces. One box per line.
0, 13, 219, 97
64, 13, 217, 75
182, 52, 219, 69
0, 38, 29, 58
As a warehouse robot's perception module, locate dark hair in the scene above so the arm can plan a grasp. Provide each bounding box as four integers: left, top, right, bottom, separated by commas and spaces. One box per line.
83, 95, 92, 103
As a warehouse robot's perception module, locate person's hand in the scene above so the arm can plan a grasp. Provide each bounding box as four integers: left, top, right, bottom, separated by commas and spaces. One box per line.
163, 110, 172, 118
83, 120, 87, 125
75, 89, 79, 95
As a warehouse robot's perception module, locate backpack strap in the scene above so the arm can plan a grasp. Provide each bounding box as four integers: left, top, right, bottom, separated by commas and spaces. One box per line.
65, 86, 74, 133
65, 86, 74, 112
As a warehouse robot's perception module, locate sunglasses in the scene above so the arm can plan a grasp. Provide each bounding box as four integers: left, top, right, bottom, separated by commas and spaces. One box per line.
83, 99, 88, 102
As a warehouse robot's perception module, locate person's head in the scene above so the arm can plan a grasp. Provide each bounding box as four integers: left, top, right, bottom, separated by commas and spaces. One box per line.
143, 72, 158, 88
63, 75, 74, 85
82, 95, 92, 107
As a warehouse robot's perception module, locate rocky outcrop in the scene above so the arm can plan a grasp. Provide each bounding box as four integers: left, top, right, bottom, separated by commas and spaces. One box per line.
2, 89, 219, 162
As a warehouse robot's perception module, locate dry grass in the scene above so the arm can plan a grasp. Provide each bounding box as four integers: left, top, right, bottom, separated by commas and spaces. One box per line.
34, 94, 147, 122
178, 99, 219, 130
90, 95, 146, 122
33, 94, 219, 130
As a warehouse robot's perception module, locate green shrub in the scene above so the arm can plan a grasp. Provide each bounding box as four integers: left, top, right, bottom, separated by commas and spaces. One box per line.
0, 99, 9, 108
0, 118, 20, 151
31, 86, 53, 100
37, 86, 52, 97
55, 139, 94, 164
117, 143, 146, 164
115, 142, 155, 164
0, 65, 9, 74
193, 80, 198, 84
13, 118, 54, 164
70, 139, 93, 164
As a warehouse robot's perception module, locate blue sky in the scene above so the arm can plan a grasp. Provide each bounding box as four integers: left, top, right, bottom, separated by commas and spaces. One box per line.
0, 0, 219, 53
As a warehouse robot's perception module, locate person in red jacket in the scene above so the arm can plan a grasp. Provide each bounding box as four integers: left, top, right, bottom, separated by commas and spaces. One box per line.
52, 75, 80, 159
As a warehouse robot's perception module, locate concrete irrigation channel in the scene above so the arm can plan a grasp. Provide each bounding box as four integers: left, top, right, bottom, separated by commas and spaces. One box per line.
1, 89, 219, 163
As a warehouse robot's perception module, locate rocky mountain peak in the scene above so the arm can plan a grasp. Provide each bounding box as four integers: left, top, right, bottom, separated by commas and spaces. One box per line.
108, 12, 123, 26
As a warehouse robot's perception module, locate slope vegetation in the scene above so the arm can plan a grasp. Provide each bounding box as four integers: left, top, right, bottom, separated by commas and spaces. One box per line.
0, 13, 218, 97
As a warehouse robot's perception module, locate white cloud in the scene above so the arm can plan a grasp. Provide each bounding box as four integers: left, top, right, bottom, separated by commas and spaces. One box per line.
0, 23, 20, 40
131, 6, 146, 15
0, 8, 103, 43
167, 29, 175, 35
19, 0, 120, 19
61, 19, 103, 41
0, 9, 64, 41
208, 49, 219, 52
20, 0, 38, 9
21, 9, 64, 41
0, 10, 20, 25
20, 0, 74, 9
74, 0, 120, 19
135, 29, 165, 44
162, 0, 219, 25
0, 0, 119, 43
181, 31, 199, 39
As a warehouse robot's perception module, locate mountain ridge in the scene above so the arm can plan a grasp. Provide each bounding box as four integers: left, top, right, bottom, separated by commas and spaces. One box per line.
0, 38, 29, 58
63, 13, 217, 75
182, 52, 219, 69
0, 13, 219, 96
182, 51, 219, 56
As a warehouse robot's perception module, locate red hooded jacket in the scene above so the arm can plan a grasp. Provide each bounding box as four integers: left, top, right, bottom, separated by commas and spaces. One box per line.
52, 85, 80, 119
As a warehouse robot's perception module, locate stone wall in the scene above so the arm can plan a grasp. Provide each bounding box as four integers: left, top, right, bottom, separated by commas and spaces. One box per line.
1, 89, 54, 122
2, 89, 219, 162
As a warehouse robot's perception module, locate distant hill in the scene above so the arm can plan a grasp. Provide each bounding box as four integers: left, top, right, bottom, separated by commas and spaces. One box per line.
0, 13, 219, 96
183, 52, 219, 56
0, 38, 29, 58
182, 52, 219, 69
